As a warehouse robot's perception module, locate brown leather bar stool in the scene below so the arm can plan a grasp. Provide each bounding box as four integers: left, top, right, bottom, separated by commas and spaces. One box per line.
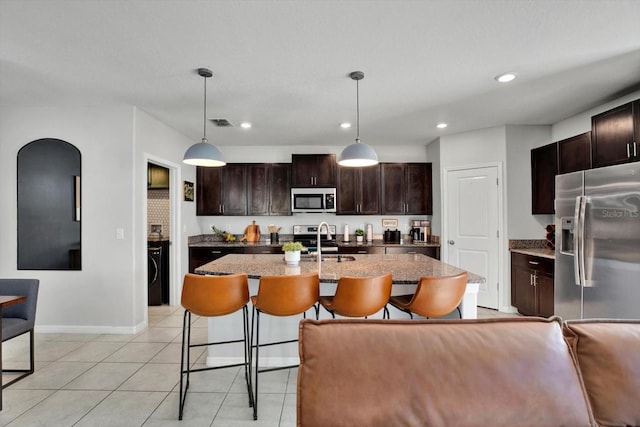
389, 272, 468, 319
250, 272, 319, 420
179, 273, 252, 420
319, 273, 393, 319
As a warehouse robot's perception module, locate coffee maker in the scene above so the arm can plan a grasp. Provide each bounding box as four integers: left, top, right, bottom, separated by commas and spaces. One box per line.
410, 220, 431, 243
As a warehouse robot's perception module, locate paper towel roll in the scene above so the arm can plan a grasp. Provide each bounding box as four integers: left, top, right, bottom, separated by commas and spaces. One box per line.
343, 225, 350, 242
366, 224, 373, 242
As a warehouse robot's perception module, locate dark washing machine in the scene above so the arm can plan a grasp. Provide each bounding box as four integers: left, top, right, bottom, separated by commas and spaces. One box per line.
148, 246, 163, 305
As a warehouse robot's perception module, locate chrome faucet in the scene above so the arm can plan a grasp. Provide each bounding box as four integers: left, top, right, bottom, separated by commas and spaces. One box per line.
316, 221, 332, 273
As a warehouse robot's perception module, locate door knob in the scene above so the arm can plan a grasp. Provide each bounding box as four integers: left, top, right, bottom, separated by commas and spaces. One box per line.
448, 240, 455, 245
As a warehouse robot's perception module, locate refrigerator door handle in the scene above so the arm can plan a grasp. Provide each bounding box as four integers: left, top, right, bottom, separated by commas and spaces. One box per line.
573, 196, 582, 286
577, 196, 588, 287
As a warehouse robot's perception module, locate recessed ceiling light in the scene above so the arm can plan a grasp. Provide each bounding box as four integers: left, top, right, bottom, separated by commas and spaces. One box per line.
436, 123, 448, 129
495, 72, 516, 83
240, 122, 252, 129
340, 122, 351, 129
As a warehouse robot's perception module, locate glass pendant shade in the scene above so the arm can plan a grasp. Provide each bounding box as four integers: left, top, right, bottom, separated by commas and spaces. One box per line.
338, 139, 379, 167
183, 138, 225, 167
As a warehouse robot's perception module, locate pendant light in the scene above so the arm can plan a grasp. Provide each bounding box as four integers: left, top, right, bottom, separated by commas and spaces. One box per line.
338, 71, 379, 167
183, 68, 226, 167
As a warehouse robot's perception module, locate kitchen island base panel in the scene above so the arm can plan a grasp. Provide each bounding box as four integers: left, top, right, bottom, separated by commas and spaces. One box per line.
204, 279, 479, 367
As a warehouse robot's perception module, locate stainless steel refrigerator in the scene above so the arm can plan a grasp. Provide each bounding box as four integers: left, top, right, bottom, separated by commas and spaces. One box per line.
555, 162, 640, 320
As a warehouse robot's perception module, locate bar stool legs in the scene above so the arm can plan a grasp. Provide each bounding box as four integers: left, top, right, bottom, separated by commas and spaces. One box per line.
178, 272, 252, 420
249, 272, 320, 420
250, 307, 316, 420
179, 306, 253, 420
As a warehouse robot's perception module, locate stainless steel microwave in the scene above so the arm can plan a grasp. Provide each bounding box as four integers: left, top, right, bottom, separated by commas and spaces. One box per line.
291, 188, 336, 213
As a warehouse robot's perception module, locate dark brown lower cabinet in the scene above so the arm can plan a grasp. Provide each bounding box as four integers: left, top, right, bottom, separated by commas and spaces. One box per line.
243, 246, 283, 254
511, 252, 554, 317
188, 247, 244, 273
337, 246, 385, 255
385, 246, 440, 260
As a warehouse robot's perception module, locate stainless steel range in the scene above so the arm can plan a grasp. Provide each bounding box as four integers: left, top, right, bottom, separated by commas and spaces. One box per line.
293, 224, 338, 252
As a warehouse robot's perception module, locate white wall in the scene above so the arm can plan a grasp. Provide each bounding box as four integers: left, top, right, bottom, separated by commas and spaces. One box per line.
425, 138, 441, 235
552, 89, 640, 141
134, 108, 202, 321
0, 105, 199, 332
0, 105, 137, 331
505, 125, 553, 238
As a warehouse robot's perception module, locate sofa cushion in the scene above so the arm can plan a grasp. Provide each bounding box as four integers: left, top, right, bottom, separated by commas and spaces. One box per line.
564, 320, 640, 427
298, 317, 595, 427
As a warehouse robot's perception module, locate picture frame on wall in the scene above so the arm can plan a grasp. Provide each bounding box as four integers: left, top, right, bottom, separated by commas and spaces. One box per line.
183, 181, 194, 202
381, 218, 398, 227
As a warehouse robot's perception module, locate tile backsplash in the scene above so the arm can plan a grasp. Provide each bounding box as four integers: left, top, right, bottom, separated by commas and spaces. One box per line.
147, 188, 170, 237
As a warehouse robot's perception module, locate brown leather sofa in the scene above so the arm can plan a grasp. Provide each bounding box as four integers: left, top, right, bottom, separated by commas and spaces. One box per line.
297, 317, 640, 427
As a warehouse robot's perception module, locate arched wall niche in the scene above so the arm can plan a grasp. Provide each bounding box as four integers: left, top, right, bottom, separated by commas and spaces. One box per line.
17, 138, 81, 270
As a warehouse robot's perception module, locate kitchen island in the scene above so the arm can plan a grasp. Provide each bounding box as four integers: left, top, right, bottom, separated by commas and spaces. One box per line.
195, 253, 483, 367
196, 253, 483, 318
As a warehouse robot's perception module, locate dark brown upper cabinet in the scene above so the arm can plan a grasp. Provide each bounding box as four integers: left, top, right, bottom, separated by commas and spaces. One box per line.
591, 100, 639, 168
558, 131, 592, 174
247, 163, 291, 216
337, 164, 380, 215
531, 142, 558, 214
381, 163, 432, 215
291, 154, 336, 187
196, 164, 247, 216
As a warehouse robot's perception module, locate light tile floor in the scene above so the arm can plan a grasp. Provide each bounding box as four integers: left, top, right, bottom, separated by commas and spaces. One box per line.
1, 306, 517, 426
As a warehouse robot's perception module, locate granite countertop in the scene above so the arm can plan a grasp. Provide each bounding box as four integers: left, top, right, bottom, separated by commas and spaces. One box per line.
510, 247, 555, 259
189, 238, 440, 249
195, 253, 483, 284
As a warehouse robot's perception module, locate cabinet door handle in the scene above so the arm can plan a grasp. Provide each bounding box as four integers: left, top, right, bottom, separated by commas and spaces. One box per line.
407, 251, 417, 254
528, 261, 539, 265
357, 250, 366, 254
627, 143, 631, 158
529, 274, 533, 287
219, 204, 223, 214
634, 142, 637, 157
211, 250, 222, 254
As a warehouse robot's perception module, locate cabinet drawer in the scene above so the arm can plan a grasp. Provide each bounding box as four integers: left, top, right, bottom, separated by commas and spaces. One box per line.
243, 246, 283, 254
511, 252, 553, 274
338, 246, 385, 255
386, 246, 439, 259
189, 246, 244, 273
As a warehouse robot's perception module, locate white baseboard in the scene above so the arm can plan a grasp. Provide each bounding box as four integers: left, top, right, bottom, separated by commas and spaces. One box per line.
35, 320, 147, 335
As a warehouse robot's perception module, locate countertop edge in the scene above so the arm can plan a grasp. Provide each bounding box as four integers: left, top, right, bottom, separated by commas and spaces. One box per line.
510, 248, 555, 259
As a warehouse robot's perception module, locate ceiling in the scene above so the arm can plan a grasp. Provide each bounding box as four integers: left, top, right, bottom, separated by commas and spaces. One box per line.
1, 0, 640, 148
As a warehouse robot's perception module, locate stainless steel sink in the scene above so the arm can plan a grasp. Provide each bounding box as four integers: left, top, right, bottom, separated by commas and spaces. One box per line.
300, 254, 356, 262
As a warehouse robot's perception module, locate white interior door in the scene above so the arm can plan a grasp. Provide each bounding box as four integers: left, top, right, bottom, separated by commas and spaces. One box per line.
445, 165, 501, 309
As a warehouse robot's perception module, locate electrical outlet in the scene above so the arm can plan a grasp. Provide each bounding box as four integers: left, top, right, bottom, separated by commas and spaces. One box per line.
116, 228, 124, 240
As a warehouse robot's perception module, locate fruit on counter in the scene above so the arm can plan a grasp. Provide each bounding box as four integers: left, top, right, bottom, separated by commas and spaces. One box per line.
212, 225, 236, 242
